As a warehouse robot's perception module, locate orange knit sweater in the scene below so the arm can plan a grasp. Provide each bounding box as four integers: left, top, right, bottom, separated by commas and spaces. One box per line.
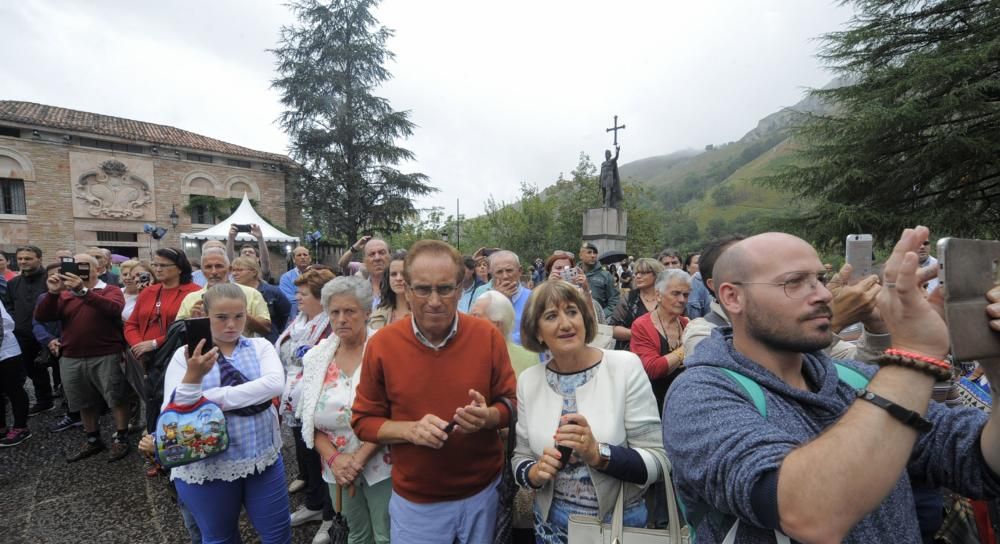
352, 313, 517, 503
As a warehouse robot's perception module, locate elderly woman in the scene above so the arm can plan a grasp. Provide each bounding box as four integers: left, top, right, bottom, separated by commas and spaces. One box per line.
369, 250, 409, 330
630, 269, 691, 412
119, 259, 153, 321
608, 257, 665, 350
512, 280, 667, 543
471, 290, 537, 377
162, 283, 289, 543
297, 276, 391, 544
276, 267, 336, 538
543, 252, 607, 325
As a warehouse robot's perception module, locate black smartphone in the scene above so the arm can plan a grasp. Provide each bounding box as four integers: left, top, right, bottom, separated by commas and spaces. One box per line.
556, 444, 574, 469
76, 262, 91, 281
234, 224, 252, 233
59, 257, 78, 277
185, 317, 214, 356
443, 420, 457, 434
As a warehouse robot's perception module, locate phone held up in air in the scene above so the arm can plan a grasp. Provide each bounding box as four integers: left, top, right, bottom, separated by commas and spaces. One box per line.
845, 234, 873, 284
185, 317, 215, 357
938, 237, 1000, 362
234, 224, 252, 233
59, 257, 78, 277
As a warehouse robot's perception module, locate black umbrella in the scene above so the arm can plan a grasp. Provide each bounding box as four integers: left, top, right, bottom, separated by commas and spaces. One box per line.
328, 485, 350, 543
599, 249, 627, 266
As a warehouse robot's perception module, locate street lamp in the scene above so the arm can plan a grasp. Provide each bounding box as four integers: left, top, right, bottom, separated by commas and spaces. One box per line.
441, 231, 449, 243
169, 204, 179, 229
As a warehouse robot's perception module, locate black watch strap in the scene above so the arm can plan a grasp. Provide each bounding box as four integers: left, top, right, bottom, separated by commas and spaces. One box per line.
856, 389, 933, 433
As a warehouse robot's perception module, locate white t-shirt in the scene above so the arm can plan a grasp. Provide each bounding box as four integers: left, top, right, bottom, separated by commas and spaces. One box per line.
0, 304, 23, 361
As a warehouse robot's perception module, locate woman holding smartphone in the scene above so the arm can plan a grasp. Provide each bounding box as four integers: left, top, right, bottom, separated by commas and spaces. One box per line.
119, 259, 154, 321
512, 280, 667, 543
161, 283, 290, 543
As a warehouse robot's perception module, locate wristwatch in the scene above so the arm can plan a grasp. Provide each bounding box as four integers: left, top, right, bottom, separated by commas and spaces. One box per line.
598, 442, 611, 465
72, 287, 88, 297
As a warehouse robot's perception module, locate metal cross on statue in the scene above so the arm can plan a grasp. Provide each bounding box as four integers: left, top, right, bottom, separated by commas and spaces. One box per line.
606, 115, 626, 146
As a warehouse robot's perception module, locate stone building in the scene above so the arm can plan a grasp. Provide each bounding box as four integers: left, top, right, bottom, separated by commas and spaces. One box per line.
0, 101, 297, 278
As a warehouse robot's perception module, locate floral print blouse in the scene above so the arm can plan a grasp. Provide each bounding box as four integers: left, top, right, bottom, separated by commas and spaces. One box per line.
312, 358, 392, 485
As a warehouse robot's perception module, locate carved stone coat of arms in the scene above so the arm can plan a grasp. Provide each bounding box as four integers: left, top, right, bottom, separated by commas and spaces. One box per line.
74, 159, 153, 219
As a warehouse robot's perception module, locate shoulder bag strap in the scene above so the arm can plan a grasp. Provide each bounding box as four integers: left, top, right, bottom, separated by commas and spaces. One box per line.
718, 368, 768, 418
832, 361, 870, 389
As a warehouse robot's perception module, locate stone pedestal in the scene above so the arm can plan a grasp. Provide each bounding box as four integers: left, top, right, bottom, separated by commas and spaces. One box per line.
582, 207, 627, 255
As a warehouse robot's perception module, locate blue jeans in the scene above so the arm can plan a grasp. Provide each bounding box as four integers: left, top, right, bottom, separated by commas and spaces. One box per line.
389, 474, 501, 544
174, 456, 291, 544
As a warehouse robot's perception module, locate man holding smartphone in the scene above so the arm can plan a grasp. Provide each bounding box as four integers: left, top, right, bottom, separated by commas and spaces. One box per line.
663, 228, 1000, 543
35, 253, 131, 462
352, 240, 517, 544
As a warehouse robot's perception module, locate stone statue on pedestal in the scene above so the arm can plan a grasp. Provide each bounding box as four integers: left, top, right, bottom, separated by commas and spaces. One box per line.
599, 145, 622, 209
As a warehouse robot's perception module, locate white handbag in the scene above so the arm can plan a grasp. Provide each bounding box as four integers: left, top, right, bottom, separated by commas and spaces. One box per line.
567, 458, 688, 544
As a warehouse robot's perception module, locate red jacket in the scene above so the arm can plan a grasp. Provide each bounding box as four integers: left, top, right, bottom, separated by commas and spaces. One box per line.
34, 284, 125, 358
124, 283, 202, 347
630, 312, 688, 380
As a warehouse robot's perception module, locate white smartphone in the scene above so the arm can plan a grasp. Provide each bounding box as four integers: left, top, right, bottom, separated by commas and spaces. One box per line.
845, 234, 873, 283
938, 237, 1000, 362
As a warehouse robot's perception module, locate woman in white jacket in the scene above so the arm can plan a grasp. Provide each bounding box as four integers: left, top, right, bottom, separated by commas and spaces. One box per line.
512, 280, 668, 544
296, 276, 391, 544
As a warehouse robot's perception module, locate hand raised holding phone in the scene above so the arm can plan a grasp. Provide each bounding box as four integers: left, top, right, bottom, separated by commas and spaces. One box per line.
182, 339, 219, 384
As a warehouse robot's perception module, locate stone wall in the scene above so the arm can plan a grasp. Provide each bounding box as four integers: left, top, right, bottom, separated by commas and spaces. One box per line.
0, 133, 290, 280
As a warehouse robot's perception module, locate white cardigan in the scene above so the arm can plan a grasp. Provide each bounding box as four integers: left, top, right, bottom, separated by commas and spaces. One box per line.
512, 348, 668, 521
295, 330, 391, 485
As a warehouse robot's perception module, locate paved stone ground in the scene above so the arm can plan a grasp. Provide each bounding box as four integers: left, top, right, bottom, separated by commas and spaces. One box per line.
0, 386, 325, 544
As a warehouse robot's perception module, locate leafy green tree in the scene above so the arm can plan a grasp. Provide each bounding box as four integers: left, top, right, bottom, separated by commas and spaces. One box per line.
765, 0, 1000, 243
272, 0, 435, 244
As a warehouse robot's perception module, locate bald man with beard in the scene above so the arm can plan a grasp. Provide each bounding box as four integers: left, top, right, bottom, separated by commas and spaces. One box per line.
662, 228, 1000, 543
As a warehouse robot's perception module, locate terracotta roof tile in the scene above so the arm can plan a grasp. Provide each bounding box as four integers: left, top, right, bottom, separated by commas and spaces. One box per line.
0, 101, 288, 163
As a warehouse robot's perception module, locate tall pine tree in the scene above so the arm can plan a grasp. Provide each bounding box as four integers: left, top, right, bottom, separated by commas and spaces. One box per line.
272, 0, 435, 243
765, 0, 1000, 244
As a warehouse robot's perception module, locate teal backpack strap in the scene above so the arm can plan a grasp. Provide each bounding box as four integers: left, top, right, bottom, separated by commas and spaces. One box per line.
832, 361, 870, 390
719, 368, 768, 417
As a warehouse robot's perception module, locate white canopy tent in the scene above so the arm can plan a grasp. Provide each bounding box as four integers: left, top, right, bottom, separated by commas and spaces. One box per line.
180, 193, 299, 245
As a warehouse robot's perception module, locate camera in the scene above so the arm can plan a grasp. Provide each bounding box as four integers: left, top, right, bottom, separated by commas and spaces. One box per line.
234, 224, 252, 233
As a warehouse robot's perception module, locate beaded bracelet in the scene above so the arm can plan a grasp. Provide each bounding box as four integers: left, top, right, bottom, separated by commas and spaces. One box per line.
884, 348, 950, 371
874, 350, 951, 381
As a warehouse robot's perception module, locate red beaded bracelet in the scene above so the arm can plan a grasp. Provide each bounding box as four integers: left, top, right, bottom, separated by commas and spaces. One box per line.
884, 348, 950, 370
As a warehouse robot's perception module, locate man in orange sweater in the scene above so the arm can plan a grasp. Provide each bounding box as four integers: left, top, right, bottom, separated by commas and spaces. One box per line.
352, 240, 517, 543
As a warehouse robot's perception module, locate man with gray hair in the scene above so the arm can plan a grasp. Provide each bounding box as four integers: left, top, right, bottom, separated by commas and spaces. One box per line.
35, 253, 131, 462
175, 247, 271, 337
488, 250, 531, 345
338, 235, 391, 309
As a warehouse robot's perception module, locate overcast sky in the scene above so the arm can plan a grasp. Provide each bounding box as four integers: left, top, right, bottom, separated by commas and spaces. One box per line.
2, 0, 852, 217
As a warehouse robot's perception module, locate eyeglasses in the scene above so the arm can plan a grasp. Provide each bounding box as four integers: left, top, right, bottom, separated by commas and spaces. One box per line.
730, 271, 829, 299
407, 283, 458, 298
150, 263, 177, 269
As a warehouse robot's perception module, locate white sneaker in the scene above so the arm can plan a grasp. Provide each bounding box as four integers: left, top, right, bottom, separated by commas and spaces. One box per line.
288, 479, 306, 493
312, 520, 333, 544
290, 505, 323, 527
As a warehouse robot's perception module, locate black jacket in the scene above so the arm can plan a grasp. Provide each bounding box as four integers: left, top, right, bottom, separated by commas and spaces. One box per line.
4, 268, 48, 338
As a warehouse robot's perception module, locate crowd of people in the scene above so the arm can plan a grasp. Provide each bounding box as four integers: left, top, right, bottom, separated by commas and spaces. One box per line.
2, 222, 1000, 544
